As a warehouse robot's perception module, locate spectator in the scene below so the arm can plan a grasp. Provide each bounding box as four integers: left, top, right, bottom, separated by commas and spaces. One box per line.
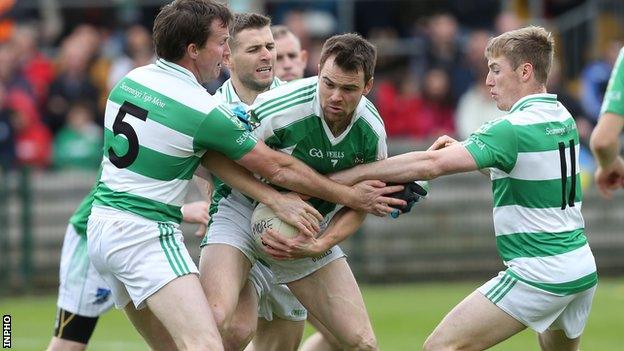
580, 39, 622, 123
494, 11, 523, 34
272, 25, 308, 82
52, 101, 102, 170
416, 67, 455, 138
107, 24, 154, 90
548, 59, 593, 148
412, 13, 462, 92
9, 89, 51, 168
376, 71, 423, 138
455, 29, 505, 139
0, 85, 15, 169
12, 23, 54, 109
0, 42, 35, 98
44, 31, 100, 134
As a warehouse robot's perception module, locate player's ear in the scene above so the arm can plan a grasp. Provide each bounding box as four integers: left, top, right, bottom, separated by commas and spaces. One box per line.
520, 62, 533, 82
362, 77, 374, 96
187, 43, 199, 59
223, 52, 232, 68
300, 49, 308, 66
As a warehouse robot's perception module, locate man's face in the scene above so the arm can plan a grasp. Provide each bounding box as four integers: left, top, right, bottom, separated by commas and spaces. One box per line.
486, 55, 524, 111
275, 33, 307, 82
195, 19, 230, 84
318, 55, 373, 126
227, 26, 275, 91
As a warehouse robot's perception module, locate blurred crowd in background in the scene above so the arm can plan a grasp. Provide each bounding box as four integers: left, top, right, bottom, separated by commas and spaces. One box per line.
0, 0, 622, 177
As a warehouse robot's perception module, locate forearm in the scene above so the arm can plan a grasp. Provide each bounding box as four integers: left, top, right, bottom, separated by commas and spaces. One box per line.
201, 151, 282, 208
332, 152, 438, 185
332, 143, 478, 185
316, 208, 366, 251
590, 113, 623, 168
193, 175, 213, 202
256, 151, 357, 208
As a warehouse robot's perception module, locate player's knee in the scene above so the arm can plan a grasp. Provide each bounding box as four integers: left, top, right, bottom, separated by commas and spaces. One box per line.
222, 321, 256, 350
342, 331, 378, 351
176, 332, 224, 351
422, 334, 461, 351
209, 304, 230, 331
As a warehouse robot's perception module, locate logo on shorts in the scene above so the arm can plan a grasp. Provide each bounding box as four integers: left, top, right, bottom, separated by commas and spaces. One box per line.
311, 249, 332, 262
94, 288, 112, 305
291, 309, 306, 317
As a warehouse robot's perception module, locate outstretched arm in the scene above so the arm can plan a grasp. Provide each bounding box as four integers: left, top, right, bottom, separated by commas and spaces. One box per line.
590, 112, 624, 198
234, 141, 404, 216
331, 142, 479, 185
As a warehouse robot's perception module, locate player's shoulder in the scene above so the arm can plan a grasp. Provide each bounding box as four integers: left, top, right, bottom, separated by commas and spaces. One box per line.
354, 96, 386, 137
252, 76, 318, 120
254, 76, 318, 105
472, 115, 513, 136
122, 63, 218, 115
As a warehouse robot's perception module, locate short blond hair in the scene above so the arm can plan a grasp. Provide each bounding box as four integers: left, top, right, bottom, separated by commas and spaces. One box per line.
485, 25, 554, 84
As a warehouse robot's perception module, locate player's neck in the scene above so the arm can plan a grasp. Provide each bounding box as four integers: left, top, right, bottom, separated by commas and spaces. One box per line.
520, 83, 548, 99
325, 114, 353, 137
231, 76, 269, 105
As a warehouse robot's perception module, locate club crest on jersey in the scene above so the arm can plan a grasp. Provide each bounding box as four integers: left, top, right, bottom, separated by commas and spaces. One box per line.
354, 153, 365, 164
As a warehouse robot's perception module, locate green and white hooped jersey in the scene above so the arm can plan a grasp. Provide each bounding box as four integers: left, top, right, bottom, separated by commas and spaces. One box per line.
600, 47, 624, 116
252, 76, 387, 218
94, 59, 257, 224
208, 77, 285, 216
214, 77, 284, 107
463, 93, 597, 296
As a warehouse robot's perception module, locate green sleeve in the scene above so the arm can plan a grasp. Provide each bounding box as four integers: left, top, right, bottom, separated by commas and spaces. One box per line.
193, 105, 258, 160
462, 118, 518, 173
601, 47, 624, 116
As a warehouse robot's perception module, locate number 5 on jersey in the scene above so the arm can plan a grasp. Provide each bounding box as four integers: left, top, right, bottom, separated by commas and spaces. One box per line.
109, 101, 149, 168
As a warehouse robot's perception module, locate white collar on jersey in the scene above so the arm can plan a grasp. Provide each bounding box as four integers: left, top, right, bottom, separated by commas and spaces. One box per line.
221, 77, 283, 106
155, 58, 203, 88
509, 93, 558, 113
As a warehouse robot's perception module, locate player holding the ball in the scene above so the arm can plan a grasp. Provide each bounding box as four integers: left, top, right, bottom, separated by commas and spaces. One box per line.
204, 33, 395, 350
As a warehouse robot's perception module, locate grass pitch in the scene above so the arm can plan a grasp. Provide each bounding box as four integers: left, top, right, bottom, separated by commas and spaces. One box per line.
1, 279, 622, 350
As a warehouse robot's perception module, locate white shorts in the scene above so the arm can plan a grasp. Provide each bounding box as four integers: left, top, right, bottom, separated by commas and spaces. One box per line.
257, 242, 346, 284
478, 270, 596, 338
249, 263, 307, 321
57, 224, 114, 317
87, 206, 198, 310
201, 192, 256, 262
205, 193, 347, 284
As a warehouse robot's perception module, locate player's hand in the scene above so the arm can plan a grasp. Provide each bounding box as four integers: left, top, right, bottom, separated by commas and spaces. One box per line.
181, 201, 211, 238
388, 181, 428, 218
350, 180, 406, 217
260, 229, 325, 260
428, 135, 458, 151
268, 192, 322, 238
594, 159, 624, 199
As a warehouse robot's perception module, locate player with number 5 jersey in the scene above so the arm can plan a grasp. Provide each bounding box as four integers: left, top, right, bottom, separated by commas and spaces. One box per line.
87, 2, 401, 350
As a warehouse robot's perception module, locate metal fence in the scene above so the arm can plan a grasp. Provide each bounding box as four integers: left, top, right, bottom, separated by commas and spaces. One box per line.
2, 157, 623, 294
